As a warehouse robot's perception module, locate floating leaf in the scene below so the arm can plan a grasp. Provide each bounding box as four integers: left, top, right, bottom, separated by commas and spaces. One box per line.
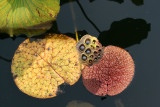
82, 45, 135, 96
0, 0, 60, 37
11, 33, 81, 98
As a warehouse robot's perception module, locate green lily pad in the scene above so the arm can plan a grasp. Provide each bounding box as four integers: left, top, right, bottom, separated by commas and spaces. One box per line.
0, 0, 60, 37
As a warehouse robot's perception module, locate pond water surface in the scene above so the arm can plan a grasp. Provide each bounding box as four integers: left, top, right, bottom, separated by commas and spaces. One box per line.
0, 0, 160, 107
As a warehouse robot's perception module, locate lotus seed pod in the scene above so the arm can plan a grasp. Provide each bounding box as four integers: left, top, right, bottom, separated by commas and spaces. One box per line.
82, 45, 135, 96
11, 33, 82, 98
0, 0, 60, 37
76, 34, 104, 66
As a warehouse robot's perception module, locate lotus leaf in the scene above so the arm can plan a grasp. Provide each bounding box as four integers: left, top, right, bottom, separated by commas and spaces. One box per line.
11, 33, 81, 98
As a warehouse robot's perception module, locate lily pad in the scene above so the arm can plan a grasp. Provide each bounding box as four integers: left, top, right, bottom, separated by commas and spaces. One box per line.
11, 33, 81, 98
0, 0, 60, 37
82, 45, 135, 96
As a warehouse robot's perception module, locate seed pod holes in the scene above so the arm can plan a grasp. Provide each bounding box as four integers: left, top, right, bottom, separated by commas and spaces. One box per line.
79, 44, 85, 51
85, 38, 91, 45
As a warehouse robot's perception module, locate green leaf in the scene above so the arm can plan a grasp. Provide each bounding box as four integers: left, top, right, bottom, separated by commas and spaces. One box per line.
0, 0, 60, 37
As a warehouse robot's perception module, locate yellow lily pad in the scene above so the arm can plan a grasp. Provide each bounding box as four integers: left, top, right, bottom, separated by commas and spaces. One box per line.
11, 33, 82, 98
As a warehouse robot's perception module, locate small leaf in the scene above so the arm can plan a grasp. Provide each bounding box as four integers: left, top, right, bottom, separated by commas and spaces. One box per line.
11, 33, 82, 98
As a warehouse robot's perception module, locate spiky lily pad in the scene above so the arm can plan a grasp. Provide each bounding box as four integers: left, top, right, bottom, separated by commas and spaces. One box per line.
82, 45, 135, 96
11, 34, 81, 98
0, 0, 60, 37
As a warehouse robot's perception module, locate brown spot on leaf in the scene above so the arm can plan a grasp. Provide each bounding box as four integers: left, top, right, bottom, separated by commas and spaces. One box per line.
13, 75, 18, 79
15, 50, 21, 53
49, 93, 53, 96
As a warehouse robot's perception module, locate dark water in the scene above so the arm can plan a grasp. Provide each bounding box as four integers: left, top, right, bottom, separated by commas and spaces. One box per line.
0, 0, 160, 107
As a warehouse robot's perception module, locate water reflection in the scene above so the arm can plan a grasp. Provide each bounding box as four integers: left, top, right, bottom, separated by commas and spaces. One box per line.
60, 0, 76, 6
109, 0, 124, 4
101, 96, 108, 101
0, 0, 149, 43
65, 30, 88, 40
0, 56, 11, 62
66, 100, 95, 107
0, 1, 151, 64
98, 18, 150, 48
65, 18, 151, 49
115, 99, 124, 107
131, 0, 144, 6
0, 0, 159, 107
61, 0, 144, 6
108, 0, 143, 6
89, 0, 95, 3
